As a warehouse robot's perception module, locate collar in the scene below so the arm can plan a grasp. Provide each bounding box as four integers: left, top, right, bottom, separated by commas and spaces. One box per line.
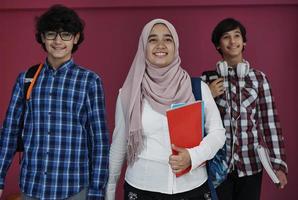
44, 59, 74, 73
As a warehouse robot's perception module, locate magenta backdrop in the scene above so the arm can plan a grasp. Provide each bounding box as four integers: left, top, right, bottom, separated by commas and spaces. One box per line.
0, 1, 297, 199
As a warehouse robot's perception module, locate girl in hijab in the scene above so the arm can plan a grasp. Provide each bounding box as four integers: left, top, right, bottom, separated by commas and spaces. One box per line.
105, 19, 226, 200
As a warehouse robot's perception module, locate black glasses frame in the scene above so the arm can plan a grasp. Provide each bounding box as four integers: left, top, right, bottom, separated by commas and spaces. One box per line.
43, 31, 74, 41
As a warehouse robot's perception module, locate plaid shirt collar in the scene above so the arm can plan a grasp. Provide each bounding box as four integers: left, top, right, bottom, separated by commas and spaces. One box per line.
44, 58, 74, 72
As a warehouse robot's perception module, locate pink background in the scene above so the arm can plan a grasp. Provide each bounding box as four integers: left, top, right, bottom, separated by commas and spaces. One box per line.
0, 0, 297, 199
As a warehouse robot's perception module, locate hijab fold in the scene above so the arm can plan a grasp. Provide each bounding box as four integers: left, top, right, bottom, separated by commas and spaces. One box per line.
120, 19, 195, 164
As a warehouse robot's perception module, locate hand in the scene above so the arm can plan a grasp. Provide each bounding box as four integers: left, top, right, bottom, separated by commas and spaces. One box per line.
275, 170, 287, 189
169, 144, 191, 173
0, 189, 2, 198
208, 78, 224, 98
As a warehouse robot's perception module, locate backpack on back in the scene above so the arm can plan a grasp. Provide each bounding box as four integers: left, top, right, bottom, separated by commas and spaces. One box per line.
17, 64, 43, 152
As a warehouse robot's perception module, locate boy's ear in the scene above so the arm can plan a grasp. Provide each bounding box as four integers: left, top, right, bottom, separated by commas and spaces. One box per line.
41, 33, 45, 43
243, 42, 246, 46
74, 33, 80, 44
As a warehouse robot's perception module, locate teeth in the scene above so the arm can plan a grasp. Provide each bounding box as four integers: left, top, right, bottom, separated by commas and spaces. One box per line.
154, 52, 166, 56
228, 45, 239, 49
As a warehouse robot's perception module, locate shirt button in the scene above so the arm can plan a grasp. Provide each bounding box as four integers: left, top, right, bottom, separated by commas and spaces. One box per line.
233, 153, 239, 160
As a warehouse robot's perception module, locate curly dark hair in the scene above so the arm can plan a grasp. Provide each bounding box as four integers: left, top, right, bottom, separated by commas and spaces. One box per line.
35, 4, 85, 53
211, 18, 247, 55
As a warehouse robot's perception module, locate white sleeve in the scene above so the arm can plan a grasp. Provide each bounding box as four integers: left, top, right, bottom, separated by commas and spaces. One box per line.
188, 81, 226, 171
105, 92, 127, 200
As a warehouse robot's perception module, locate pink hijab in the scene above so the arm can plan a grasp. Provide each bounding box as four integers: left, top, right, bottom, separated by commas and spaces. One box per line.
120, 19, 195, 164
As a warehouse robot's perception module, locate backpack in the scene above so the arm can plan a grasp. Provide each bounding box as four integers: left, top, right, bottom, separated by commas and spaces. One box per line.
191, 77, 228, 200
17, 64, 43, 152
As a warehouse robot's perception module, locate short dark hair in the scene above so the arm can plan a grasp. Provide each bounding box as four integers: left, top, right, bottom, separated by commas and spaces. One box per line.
211, 18, 247, 55
35, 4, 85, 53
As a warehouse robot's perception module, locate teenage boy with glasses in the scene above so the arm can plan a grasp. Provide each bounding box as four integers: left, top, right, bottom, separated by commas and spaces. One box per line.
0, 5, 109, 200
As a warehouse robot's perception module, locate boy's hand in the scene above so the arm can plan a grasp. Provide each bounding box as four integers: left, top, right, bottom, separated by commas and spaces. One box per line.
208, 78, 224, 98
275, 170, 287, 189
0, 189, 3, 198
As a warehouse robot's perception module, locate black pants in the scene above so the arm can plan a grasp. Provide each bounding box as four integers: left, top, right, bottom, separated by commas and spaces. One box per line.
124, 181, 211, 200
216, 170, 263, 200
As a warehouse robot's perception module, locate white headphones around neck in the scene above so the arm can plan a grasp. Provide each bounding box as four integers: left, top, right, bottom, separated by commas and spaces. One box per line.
216, 60, 250, 137
216, 60, 250, 79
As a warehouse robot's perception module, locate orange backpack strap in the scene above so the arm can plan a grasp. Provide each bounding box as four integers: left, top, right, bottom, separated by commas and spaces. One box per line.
25, 63, 43, 100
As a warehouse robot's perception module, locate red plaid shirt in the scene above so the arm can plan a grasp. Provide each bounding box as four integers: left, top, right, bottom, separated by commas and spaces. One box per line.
204, 67, 287, 177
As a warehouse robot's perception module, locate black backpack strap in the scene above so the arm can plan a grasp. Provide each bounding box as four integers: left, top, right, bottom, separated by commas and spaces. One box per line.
24, 64, 40, 98
17, 64, 41, 154
191, 77, 202, 101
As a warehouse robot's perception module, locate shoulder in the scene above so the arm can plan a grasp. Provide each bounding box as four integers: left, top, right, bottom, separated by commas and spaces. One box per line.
72, 64, 103, 83
248, 67, 267, 80
245, 67, 274, 93
200, 80, 209, 90
15, 71, 26, 86
247, 67, 270, 85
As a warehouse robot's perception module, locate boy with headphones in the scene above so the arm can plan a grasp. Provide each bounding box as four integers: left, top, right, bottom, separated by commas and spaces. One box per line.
202, 18, 288, 200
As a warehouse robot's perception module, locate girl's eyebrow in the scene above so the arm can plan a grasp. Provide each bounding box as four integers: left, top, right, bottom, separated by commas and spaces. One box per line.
148, 34, 157, 39
164, 34, 173, 38
148, 34, 173, 40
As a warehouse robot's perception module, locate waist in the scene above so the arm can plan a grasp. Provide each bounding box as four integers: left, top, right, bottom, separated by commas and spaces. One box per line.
125, 157, 208, 194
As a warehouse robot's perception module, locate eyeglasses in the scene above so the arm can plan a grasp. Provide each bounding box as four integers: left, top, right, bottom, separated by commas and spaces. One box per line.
43, 31, 74, 41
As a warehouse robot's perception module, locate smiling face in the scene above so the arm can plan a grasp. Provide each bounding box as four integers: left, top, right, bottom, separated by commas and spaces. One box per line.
218, 27, 245, 64
146, 23, 175, 68
41, 31, 80, 68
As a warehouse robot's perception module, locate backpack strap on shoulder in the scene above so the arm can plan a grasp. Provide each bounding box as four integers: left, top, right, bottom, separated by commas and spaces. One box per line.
25, 63, 43, 100
191, 77, 202, 101
17, 63, 42, 154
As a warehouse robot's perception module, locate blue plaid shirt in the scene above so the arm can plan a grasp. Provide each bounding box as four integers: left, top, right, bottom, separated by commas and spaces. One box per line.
0, 59, 109, 199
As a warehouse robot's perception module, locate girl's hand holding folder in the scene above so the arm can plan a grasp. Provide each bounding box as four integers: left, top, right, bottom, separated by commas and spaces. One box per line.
169, 144, 191, 174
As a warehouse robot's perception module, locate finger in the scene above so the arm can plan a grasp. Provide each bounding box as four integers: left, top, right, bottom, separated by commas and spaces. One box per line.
170, 163, 179, 170
173, 169, 182, 173
169, 155, 182, 163
218, 84, 225, 90
217, 90, 225, 96
169, 159, 178, 165
280, 178, 287, 189
213, 78, 224, 84
215, 81, 224, 87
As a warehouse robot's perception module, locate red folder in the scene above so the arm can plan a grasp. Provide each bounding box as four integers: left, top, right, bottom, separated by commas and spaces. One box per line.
166, 101, 204, 177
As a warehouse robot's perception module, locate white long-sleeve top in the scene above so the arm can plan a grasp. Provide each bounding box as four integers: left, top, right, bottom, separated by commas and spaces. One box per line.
105, 81, 225, 200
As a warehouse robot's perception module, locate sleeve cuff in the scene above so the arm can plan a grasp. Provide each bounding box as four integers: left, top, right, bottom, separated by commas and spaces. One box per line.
0, 179, 4, 189
88, 194, 104, 200
272, 162, 288, 174
187, 147, 206, 172
88, 188, 105, 200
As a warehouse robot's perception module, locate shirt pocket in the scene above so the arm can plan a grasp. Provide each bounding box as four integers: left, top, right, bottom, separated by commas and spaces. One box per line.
216, 97, 228, 118
240, 87, 258, 113
61, 90, 85, 116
